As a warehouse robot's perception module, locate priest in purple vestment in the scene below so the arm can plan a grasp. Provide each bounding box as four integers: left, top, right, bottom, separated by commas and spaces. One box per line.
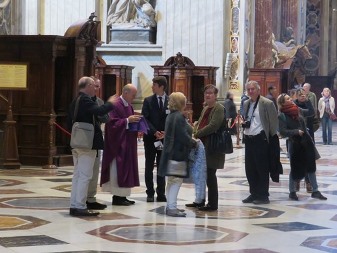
100, 84, 142, 206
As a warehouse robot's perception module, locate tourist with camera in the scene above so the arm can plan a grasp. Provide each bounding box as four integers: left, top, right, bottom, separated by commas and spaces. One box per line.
241, 81, 279, 205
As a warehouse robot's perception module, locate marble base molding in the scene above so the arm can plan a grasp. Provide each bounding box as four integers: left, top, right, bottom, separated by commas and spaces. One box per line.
109, 27, 156, 44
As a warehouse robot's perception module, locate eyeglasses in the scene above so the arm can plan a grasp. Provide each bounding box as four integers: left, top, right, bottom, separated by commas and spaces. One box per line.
204, 91, 215, 95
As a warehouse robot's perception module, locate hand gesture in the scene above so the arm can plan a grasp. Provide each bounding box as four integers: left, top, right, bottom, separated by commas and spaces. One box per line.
107, 95, 118, 104
128, 115, 142, 123
154, 131, 165, 139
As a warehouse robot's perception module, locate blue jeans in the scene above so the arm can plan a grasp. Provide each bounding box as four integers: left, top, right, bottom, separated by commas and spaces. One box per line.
289, 172, 318, 193
321, 113, 332, 144
166, 176, 183, 210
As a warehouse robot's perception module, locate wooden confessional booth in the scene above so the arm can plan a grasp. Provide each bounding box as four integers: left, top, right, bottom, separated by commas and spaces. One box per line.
152, 52, 219, 121
94, 56, 133, 101
248, 68, 289, 96
0, 14, 105, 168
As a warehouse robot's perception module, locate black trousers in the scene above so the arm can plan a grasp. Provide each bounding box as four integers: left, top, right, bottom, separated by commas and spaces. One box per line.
206, 168, 218, 208
144, 140, 166, 197
244, 132, 270, 199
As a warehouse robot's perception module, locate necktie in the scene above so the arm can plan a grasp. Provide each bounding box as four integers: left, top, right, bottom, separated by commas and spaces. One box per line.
159, 96, 163, 111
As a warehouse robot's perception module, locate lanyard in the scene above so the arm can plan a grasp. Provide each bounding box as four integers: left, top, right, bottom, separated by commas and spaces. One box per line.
245, 95, 260, 120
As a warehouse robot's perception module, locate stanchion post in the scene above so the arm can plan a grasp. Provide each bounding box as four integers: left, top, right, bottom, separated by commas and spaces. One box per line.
2, 91, 21, 169
42, 113, 57, 169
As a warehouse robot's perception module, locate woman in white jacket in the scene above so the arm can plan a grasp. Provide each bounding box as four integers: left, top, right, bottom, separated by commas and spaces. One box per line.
318, 88, 335, 145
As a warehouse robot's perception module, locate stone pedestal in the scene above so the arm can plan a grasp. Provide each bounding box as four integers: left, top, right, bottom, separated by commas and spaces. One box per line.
109, 27, 156, 44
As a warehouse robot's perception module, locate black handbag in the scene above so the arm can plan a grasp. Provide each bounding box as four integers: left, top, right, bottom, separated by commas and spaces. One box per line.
209, 126, 233, 154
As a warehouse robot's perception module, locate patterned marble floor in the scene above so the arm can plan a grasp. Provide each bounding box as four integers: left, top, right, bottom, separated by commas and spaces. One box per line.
1, 124, 337, 253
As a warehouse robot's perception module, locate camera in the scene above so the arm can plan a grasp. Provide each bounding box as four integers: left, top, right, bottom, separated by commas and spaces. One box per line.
242, 121, 251, 129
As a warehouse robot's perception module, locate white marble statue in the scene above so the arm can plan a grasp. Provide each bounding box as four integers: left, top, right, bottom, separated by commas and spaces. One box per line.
107, 0, 156, 29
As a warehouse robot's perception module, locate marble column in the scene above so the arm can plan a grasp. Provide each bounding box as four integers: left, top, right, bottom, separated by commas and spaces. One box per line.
254, 0, 273, 68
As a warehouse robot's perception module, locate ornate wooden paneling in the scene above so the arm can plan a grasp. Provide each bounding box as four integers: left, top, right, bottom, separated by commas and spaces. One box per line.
0, 35, 89, 166
152, 53, 218, 120
249, 68, 289, 96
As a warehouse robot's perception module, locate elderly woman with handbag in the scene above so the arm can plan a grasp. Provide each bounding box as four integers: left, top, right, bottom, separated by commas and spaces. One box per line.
159, 92, 197, 217
190, 84, 226, 211
318, 87, 335, 145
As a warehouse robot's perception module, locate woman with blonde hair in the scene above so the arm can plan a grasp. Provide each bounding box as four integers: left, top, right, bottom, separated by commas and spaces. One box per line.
318, 87, 335, 145
159, 92, 196, 217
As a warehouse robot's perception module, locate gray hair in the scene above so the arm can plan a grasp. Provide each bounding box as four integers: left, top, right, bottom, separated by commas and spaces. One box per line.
78, 76, 94, 89
245, 80, 260, 90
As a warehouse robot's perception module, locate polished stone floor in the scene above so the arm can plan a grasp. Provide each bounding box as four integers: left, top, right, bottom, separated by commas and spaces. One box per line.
0, 125, 337, 253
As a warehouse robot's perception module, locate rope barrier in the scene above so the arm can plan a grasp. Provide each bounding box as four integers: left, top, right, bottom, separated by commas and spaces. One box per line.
53, 122, 71, 137
230, 114, 244, 129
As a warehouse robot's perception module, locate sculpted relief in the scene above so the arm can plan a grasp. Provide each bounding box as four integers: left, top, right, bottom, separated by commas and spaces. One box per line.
107, 0, 156, 29
271, 27, 312, 86
0, 0, 11, 35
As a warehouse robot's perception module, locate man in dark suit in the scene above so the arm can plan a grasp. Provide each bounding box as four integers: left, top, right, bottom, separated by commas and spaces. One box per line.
141, 76, 169, 202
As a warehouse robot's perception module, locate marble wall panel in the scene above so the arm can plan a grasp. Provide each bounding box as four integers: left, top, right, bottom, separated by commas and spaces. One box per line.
254, 0, 273, 68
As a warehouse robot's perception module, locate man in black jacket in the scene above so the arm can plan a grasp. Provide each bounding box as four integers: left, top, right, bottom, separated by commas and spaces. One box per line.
141, 76, 169, 202
68, 76, 115, 217
86, 77, 110, 211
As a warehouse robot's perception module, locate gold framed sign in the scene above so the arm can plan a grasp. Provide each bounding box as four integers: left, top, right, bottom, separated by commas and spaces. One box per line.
0, 62, 28, 90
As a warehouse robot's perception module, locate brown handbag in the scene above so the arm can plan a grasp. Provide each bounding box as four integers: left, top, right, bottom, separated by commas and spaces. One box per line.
330, 113, 337, 121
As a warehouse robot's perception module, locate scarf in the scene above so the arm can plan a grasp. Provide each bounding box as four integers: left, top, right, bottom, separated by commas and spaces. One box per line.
323, 95, 331, 113
280, 103, 299, 120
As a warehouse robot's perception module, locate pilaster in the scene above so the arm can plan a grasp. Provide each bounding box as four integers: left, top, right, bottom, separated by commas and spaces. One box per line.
254, 0, 273, 68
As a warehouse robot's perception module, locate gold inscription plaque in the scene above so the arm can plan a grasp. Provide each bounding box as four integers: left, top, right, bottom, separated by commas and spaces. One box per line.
0, 63, 28, 90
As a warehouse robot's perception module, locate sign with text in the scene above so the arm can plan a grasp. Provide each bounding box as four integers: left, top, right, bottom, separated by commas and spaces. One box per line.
0, 63, 28, 90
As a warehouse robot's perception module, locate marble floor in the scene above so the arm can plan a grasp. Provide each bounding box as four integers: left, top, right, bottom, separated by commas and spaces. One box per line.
1, 125, 337, 253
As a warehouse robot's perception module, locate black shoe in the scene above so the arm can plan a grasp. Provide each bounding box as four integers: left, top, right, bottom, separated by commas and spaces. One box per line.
112, 196, 132, 206
86, 201, 107, 210
112, 200, 132, 206
311, 191, 327, 200
289, 192, 298, 201
242, 195, 255, 203
185, 202, 205, 208
252, 198, 270, 205
125, 198, 135, 205
157, 195, 167, 202
198, 204, 218, 211
69, 208, 99, 217
146, 196, 154, 202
